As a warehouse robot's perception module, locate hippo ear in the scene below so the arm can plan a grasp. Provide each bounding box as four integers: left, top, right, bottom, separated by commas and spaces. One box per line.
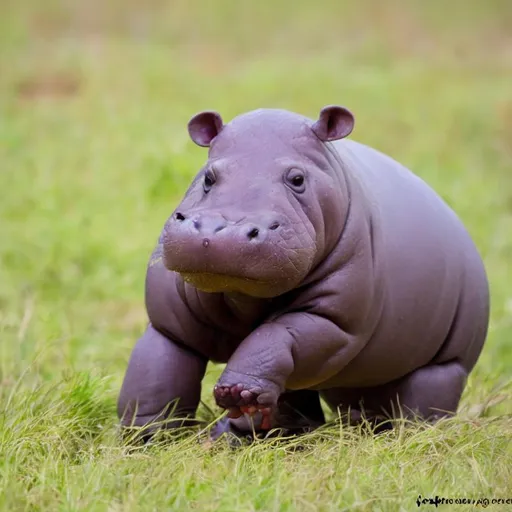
188, 111, 224, 147
311, 105, 354, 142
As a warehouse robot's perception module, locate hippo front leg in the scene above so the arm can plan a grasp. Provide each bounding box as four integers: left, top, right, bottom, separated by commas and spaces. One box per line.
214, 312, 355, 430
213, 322, 293, 430
118, 324, 207, 438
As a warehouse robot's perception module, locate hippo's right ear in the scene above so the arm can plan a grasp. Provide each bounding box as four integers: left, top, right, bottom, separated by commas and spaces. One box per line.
188, 111, 224, 147
311, 105, 354, 142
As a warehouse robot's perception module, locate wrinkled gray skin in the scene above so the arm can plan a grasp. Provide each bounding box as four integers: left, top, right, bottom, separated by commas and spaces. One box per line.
118, 105, 489, 438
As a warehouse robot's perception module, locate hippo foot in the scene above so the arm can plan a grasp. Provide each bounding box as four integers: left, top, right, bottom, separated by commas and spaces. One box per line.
213, 379, 279, 430
208, 416, 318, 447
208, 417, 256, 446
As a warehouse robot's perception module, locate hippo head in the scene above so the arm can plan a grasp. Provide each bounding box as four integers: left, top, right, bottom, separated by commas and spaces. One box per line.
162, 106, 355, 298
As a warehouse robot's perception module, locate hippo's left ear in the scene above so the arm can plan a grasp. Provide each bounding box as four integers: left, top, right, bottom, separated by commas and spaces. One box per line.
311, 105, 354, 142
188, 111, 224, 147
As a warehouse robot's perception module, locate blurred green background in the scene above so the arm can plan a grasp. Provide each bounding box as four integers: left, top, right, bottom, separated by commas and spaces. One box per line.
0, 1, 511, 510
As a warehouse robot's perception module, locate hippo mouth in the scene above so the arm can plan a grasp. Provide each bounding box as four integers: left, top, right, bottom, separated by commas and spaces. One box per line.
178, 270, 287, 297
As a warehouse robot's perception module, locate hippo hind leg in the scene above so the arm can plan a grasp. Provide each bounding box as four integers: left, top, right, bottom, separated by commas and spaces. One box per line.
322, 360, 468, 429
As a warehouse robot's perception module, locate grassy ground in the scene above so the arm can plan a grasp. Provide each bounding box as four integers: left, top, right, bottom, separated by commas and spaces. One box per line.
1, 0, 511, 510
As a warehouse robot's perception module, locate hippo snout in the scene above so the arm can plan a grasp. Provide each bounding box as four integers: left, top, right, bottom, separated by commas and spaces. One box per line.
170, 210, 281, 245
162, 210, 284, 274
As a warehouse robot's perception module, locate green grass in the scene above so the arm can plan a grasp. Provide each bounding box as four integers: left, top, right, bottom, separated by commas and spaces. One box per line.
1, 0, 511, 510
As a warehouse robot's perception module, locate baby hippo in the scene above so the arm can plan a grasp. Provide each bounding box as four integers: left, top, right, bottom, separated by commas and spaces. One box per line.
117, 105, 489, 438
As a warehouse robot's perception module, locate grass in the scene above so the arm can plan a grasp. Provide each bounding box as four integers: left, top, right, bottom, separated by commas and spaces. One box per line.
0, 0, 511, 510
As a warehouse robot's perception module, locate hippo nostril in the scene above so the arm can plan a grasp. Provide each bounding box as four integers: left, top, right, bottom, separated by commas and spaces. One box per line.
175, 212, 185, 221
214, 225, 226, 233
247, 227, 259, 240
269, 222, 280, 230
193, 219, 201, 230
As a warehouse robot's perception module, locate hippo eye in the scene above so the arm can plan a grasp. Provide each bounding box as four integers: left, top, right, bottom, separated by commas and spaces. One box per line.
285, 169, 306, 193
203, 170, 216, 193
292, 175, 304, 187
